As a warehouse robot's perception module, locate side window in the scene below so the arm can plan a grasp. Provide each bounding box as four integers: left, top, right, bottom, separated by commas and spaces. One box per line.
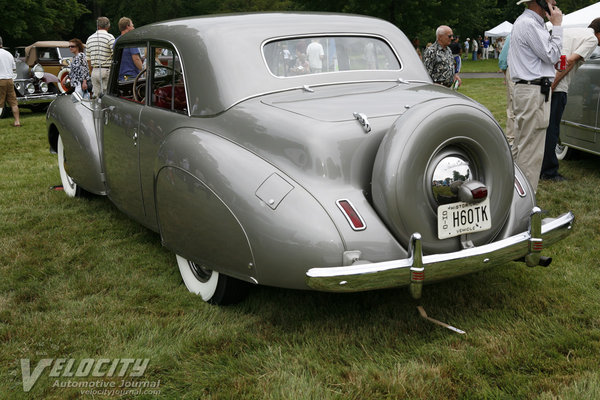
38, 48, 59, 61
108, 44, 146, 103
149, 46, 187, 114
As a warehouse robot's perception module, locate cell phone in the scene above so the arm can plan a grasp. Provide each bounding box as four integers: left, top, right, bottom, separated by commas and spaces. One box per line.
536, 0, 551, 14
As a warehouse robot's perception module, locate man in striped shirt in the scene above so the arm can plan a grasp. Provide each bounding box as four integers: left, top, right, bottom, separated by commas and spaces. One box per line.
86, 17, 115, 96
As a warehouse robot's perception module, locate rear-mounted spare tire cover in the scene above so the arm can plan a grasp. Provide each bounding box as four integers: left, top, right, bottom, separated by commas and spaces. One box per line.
372, 98, 514, 254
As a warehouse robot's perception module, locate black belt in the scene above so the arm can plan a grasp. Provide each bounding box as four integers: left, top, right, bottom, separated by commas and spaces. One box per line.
516, 78, 552, 102
516, 79, 543, 85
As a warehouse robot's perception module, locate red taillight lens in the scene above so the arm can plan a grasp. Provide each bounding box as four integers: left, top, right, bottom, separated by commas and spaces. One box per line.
337, 200, 366, 231
471, 187, 488, 200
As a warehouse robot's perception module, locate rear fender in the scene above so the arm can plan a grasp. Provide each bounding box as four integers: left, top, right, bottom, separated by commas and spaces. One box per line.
47, 96, 106, 195
495, 163, 537, 239
155, 129, 345, 289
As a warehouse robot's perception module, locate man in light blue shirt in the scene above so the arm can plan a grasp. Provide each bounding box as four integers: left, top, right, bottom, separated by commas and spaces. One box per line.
508, 0, 563, 192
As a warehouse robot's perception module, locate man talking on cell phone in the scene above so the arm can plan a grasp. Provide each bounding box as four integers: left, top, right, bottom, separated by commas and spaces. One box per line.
508, 0, 562, 192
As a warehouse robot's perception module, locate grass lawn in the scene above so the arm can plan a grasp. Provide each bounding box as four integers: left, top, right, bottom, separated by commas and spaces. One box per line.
460, 58, 502, 73
1, 82, 600, 399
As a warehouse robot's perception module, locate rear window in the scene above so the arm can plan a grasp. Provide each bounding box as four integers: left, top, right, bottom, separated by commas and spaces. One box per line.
263, 36, 400, 77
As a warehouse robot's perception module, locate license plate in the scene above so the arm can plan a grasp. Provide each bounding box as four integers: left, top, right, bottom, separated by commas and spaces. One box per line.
437, 198, 491, 239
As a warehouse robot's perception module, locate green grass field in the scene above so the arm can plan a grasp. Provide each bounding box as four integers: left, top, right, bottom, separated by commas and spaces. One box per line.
460, 58, 502, 73
1, 81, 599, 399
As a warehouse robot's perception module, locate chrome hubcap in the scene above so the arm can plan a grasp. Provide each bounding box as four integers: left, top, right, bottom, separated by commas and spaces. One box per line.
431, 154, 474, 206
188, 261, 213, 283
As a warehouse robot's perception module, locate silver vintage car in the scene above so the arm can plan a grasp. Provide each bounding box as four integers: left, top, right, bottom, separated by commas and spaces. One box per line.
556, 45, 600, 159
46, 13, 574, 306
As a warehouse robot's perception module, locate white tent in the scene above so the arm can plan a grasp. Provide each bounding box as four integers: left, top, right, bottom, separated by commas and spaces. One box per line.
546, 2, 600, 29
484, 21, 513, 37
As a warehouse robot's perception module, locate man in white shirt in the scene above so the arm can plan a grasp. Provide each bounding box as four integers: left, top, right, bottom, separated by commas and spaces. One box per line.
541, 19, 600, 181
508, 0, 563, 192
86, 17, 115, 96
306, 39, 324, 73
0, 36, 20, 127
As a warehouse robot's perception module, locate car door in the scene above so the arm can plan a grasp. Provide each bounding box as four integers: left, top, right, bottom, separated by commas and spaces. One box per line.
102, 43, 147, 223
561, 47, 600, 151
138, 44, 190, 230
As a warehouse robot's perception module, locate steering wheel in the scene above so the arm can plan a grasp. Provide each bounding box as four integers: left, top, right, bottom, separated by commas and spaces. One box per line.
133, 68, 147, 103
133, 65, 176, 103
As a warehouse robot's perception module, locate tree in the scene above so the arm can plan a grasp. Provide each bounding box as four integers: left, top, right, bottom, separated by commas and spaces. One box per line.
0, 0, 89, 45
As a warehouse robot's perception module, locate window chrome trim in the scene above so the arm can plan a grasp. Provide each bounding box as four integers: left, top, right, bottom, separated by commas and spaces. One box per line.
261, 33, 404, 80
110, 40, 191, 117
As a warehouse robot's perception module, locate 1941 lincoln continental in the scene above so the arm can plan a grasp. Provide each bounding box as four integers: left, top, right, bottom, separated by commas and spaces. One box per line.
46, 13, 574, 308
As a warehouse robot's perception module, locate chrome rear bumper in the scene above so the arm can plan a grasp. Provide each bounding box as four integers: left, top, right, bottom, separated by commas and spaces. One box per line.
306, 208, 574, 298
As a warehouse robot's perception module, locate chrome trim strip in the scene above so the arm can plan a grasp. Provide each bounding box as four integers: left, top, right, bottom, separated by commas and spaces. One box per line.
227, 78, 430, 114
306, 210, 574, 293
561, 120, 598, 133
260, 33, 404, 79
17, 94, 57, 105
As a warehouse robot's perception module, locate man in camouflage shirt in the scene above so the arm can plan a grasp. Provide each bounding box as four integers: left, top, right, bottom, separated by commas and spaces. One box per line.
423, 25, 461, 88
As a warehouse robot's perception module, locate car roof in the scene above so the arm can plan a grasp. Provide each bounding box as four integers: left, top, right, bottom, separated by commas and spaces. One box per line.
24, 41, 71, 66
116, 13, 427, 116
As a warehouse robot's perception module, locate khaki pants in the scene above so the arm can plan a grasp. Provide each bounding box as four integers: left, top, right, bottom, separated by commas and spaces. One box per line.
91, 68, 110, 95
0, 79, 18, 107
513, 83, 551, 192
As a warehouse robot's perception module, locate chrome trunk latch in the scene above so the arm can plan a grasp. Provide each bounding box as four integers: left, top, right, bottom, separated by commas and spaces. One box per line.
353, 112, 371, 133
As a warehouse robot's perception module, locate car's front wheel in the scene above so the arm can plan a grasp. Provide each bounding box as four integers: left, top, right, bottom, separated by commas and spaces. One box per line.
176, 255, 248, 305
57, 135, 82, 197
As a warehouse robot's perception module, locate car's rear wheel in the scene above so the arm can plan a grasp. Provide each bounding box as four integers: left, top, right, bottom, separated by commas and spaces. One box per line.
372, 99, 514, 254
176, 255, 248, 305
57, 135, 82, 197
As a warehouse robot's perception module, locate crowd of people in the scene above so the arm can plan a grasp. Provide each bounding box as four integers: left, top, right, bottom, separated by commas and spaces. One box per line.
0, 16, 139, 127
0, 17, 142, 127
422, 0, 600, 191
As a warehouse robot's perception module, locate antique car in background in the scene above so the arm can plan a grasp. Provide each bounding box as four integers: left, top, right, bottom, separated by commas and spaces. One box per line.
22, 41, 73, 93
0, 42, 67, 118
46, 13, 574, 307
556, 45, 600, 159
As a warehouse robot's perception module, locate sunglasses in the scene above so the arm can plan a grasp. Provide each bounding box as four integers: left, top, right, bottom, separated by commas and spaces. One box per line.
69, 45, 76, 48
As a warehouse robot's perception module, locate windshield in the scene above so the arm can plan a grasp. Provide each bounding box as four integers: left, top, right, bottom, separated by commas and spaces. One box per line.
59, 47, 72, 59
263, 36, 401, 77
